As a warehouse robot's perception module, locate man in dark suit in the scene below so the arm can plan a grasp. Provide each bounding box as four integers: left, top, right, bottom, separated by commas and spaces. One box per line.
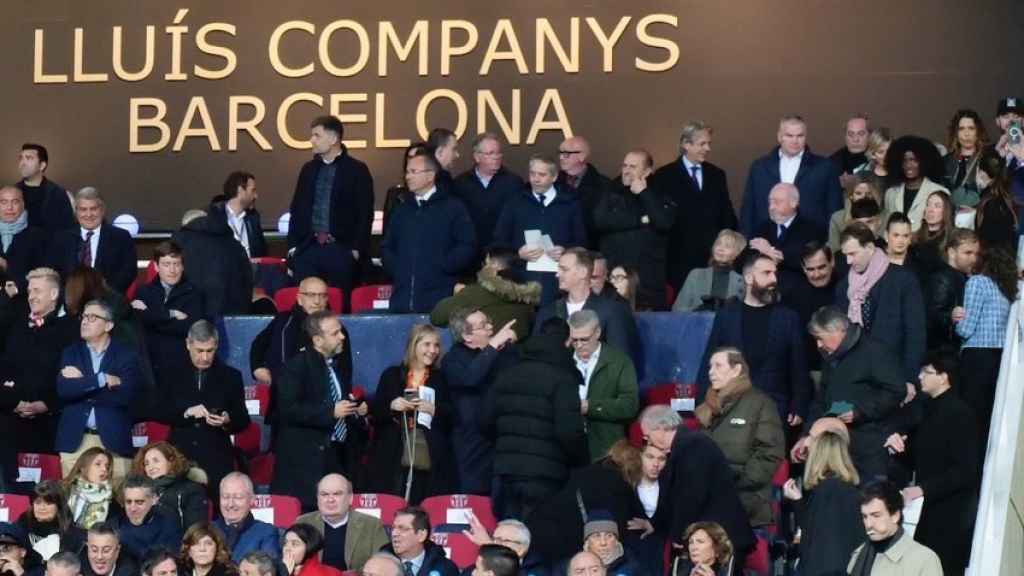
209, 171, 267, 258
288, 116, 374, 294
639, 405, 755, 561
163, 320, 251, 501
173, 210, 253, 317
697, 252, 811, 427
0, 267, 78, 485
295, 473, 390, 572
0, 186, 47, 298
750, 183, 827, 288
47, 187, 137, 293
532, 248, 638, 362
650, 121, 738, 292
452, 133, 525, 268
16, 143, 75, 237
381, 507, 459, 576
557, 136, 613, 249
80, 522, 140, 576
740, 115, 842, 237
272, 311, 368, 510
381, 149, 477, 313
55, 299, 138, 479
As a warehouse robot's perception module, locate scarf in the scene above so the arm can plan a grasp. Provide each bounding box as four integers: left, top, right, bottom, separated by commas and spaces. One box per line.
221, 513, 255, 551
695, 376, 753, 428
846, 247, 889, 325
0, 210, 28, 252
68, 479, 112, 529
850, 527, 904, 576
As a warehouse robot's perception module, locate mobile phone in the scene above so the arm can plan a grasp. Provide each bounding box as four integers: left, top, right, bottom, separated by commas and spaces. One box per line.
1009, 120, 1023, 145
403, 389, 419, 401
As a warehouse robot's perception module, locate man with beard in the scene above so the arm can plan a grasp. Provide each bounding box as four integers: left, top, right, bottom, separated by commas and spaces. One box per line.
697, 252, 811, 427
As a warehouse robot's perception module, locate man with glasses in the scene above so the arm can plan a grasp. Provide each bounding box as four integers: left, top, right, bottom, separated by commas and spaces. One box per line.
55, 299, 138, 480
296, 473, 389, 572
568, 310, 638, 462
463, 518, 548, 576
214, 473, 280, 563
442, 307, 518, 494
453, 133, 525, 268
557, 136, 613, 249
382, 148, 477, 313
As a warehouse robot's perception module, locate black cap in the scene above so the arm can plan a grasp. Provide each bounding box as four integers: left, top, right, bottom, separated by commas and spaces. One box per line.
997, 97, 1022, 116
0, 522, 28, 548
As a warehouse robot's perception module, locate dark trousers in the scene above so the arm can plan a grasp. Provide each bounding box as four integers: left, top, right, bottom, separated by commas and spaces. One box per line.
492, 475, 561, 521
293, 241, 356, 295
960, 347, 1002, 467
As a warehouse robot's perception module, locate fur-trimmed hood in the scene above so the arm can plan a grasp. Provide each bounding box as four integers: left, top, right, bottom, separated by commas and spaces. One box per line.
477, 267, 542, 305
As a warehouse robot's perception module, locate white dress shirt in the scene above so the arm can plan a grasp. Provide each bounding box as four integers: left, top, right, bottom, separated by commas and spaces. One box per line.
534, 186, 555, 207
225, 204, 250, 256
779, 149, 804, 184
574, 344, 602, 400
682, 156, 703, 190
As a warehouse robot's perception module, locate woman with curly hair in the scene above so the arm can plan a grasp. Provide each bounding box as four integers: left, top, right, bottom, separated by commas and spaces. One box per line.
955, 246, 1018, 457
883, 136, 949, 232
181, 522, 236, 576
131, 441, 210, 532
63, 447, 122, 529
943, 109, 991, 210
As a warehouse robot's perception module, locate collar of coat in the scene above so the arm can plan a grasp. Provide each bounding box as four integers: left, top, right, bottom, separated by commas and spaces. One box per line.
477, 267, 542, 305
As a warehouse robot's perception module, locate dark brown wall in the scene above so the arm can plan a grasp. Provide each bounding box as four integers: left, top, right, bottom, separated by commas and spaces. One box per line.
3, 1, 1023, 230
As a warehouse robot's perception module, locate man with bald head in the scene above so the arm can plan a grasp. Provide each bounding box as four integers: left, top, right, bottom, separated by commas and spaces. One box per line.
749, 183, 827, 288
740, 115, 842, 237
296, 473, 389, 572
0, 185, 47, 298
566, 551, 605, 576
558, 136, 613, 248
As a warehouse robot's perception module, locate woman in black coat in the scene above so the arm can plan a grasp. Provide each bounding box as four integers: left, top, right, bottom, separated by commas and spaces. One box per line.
131, 441, 210, 532
367, 324, 455, 503
782, 422, 865, 576
885, 352, 978, 575
15, 480, 86, 556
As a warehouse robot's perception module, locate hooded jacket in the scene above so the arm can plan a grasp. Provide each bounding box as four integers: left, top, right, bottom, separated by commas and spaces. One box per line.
430, 267, 541, 341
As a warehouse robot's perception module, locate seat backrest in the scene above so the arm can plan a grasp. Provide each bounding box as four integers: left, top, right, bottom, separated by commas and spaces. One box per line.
429, 529, 479, 569
248, 453, 275, 487
232, 422, 262, 456
665, 284, 676, 309
244, 384, 271, 416
17, 453, 62, 482
250, 494, 301, 528
0, 494, 30, 522
131, 421, 171, 449
274, 287, 343, 314
420, 494, 496, 531
349, 285, 392, 314
352, 493, 407, 526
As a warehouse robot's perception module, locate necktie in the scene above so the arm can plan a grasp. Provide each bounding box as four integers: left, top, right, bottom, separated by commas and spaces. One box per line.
777, 224, 786, 240
28, 314, 44, 328
416, 198, 423, 208
535, 193, 546, 206
79, 231, 94, 266
403, 562, 414, 576
325, 359, 348, 442
690, 165, 701, 190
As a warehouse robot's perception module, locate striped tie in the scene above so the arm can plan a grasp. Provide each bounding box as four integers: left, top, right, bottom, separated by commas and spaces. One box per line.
325, 359, 348, 442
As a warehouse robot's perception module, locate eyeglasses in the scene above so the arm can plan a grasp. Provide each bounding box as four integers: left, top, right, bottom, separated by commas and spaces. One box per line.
299, 292, 329, 300
558, 150, 582, 156
82, 313, 112, 323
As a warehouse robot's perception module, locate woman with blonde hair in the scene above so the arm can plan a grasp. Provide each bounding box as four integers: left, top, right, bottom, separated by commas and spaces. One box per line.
368, 324, 454, 502
782, 425, 865, 576
695, 348, 784, 529
130, 441, 209, 532
673, 230, 746, 312
910, 190, 955, 275
828, 174, 885, 251
181, 522, 237, 576
63, 447, 121, 529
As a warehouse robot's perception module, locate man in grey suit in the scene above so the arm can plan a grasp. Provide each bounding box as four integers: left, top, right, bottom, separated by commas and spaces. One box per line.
296, 474, 389, 573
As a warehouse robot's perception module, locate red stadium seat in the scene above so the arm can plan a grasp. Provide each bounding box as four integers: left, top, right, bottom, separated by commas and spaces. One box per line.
249, 453, 275, 486
352, 493, 407, 526
232, 422, 262, 456
250, 494, 301, 529
126, 261, 159, 300
131, 421, 170, 449
420, 494, 496, 531
349, 285, 392, 314
744, 535, 770, 575
16, 453, 62, 482
274, 287, 343, 314
0, 494, 30, 522
430, 530, 479, 569
665, 284, 676, 308
252, 257, 287, 271
244, 383, 271, 416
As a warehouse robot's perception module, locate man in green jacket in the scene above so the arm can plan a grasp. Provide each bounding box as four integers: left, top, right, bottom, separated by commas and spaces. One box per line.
568, 310, 639, 461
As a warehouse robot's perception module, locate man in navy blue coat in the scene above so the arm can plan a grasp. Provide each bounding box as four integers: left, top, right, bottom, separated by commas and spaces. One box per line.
493, 155, 587, 304
697, 252, 811, 426
750, 183, 827, 290
47, 187, 137, 294
55, 299, 139, 479
382, 148, 477, 313
740, 116, 842, 237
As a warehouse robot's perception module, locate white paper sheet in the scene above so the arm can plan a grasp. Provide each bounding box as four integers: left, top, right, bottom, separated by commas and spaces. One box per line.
417, 386, 436, 429
16, 467, 41, 483
446, 508, 473, 524
524, 230, 558, 272
245, 399, 261, 416
251, 507, 274, 525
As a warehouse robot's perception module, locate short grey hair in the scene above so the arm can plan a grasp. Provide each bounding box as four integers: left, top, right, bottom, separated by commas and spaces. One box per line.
48, 551, 82, 573
187, 320, 220, 344
83, 299, 114, 323
568, 310, 600, 331
640, 404, 682, 432
679, 121, 711, 146
808, 305, 851, 335
26, 267, 61, 290
472, 132, 501, 153
448, 306, 482, 342
769, 182, 800, 204
75, 186, 104, 208
239, 551, 275, 576
779, 114, 806, 128
496, 519, 532, 548
367, 553, 405, 576
220, 471, 254, 496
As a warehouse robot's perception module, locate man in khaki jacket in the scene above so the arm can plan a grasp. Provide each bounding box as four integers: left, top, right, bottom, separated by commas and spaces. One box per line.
847, 480, 943, 575
296, 474, 389, 572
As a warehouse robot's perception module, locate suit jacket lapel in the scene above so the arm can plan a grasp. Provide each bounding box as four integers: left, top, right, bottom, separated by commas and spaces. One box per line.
767, 150, 782, 183
793, 152, 812, 184
93, 225, 107, 268
344, 514, 361, 565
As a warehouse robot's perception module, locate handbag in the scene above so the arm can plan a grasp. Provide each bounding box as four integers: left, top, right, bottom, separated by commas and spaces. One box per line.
401, 421, 432, 471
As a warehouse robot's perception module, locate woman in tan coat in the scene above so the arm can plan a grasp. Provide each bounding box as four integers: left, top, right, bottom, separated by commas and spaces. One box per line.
883, 135, 949, 232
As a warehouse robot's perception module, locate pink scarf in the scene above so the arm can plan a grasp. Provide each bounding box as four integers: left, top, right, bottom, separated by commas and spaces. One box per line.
847, 248, 889, 325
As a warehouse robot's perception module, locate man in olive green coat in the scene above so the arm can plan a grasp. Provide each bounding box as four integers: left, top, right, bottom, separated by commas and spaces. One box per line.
295, 473, 390, 572
569, 310, 639, 461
